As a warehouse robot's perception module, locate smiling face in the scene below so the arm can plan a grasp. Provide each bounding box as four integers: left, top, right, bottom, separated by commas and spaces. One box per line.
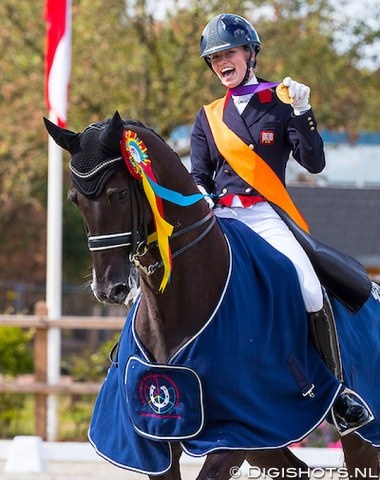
209, 46, 254, 88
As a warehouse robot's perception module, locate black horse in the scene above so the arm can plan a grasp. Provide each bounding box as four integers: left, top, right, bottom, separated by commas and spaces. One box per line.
45, 112, 380, 479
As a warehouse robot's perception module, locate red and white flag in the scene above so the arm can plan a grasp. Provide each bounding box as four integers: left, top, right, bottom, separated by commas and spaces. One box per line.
44, 0, 72, 127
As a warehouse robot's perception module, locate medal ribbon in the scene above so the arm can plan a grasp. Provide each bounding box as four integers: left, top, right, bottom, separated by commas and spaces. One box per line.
228, 81, 279, 96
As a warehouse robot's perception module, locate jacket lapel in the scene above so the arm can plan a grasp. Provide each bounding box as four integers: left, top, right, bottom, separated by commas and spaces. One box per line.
242, 89, 277, 128
223, 97, 252, 144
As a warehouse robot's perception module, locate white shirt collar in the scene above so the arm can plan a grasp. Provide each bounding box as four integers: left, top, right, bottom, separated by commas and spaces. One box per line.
231, 75, 258, 113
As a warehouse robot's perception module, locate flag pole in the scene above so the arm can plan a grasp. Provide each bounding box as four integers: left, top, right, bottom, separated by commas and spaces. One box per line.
46, 110, 62, 442
44, 0, 72, 441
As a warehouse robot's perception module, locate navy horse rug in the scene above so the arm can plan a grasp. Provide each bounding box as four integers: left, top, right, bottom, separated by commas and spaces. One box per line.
88, 218, 380, 475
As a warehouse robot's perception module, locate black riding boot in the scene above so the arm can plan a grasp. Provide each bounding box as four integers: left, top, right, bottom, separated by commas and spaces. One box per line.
308, 306, 373, 434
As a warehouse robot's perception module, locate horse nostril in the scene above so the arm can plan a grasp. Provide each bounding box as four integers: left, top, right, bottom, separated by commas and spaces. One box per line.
109, 283, 129, 303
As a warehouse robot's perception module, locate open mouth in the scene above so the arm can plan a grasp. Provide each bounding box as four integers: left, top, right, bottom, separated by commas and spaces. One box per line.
221, 67, 235, 80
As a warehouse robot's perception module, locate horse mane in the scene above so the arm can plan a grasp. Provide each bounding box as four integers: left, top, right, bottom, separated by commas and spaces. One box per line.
85, 117, 173, 152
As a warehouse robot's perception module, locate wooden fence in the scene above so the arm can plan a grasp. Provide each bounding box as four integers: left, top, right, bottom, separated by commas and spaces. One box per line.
0, 301, 125, 440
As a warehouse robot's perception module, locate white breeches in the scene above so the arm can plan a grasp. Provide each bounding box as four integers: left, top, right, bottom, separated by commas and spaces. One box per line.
214, 202, 324, 312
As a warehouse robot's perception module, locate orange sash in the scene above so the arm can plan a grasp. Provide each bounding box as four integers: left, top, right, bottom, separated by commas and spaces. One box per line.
203, 97, 310, 233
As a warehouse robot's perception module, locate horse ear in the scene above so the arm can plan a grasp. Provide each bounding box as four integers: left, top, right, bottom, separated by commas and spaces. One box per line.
43, 117, 81, 154
99, 111, 124, 153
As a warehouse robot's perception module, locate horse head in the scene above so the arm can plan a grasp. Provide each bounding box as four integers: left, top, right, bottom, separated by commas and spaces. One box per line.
44, 112, 210, 305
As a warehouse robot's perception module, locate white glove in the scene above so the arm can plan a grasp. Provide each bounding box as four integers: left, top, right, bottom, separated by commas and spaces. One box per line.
197, 184, 215, 209
282, 76, 311, 115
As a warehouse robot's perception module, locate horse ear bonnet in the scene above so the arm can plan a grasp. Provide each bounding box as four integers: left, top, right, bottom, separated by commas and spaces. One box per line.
45, 112, 153, 198
69, 123, 123, 198
68, 112, 150, 198
69, 112, 132, 198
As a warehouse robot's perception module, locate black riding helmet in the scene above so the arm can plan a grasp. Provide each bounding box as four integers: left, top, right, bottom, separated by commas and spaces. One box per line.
200, 14, 261, 84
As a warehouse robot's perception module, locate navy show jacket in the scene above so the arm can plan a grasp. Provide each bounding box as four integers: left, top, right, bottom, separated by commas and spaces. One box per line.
190, 81, 325, 200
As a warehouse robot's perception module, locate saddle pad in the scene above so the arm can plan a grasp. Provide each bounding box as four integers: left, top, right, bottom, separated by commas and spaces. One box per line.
125, 356, 204, 440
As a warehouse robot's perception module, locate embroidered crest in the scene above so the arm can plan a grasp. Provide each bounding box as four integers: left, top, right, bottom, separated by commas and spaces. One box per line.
138, 373, 180, 417
260, 129, 275, 145
124, 356, 204, 441
121, 129, 149, 180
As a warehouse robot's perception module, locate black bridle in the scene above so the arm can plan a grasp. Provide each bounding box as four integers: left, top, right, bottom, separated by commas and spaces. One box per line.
132, 210, 216, 276
84, 165, 216, 277
86, 168, 148, 252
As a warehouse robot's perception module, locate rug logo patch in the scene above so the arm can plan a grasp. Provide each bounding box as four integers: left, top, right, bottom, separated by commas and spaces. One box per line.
138, 373, 180, 417
260, 129, 275, 145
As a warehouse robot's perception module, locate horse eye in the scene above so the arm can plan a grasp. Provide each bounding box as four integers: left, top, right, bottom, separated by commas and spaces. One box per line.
117, 190, 128, 200
107, 188, 128, 201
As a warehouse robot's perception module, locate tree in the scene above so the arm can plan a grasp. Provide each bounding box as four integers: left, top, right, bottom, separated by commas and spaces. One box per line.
0, 2, 47, 286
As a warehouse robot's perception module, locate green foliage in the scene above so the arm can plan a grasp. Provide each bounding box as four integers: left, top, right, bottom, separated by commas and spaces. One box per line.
62, 333, 119, 382
0, 2, 47, 285
0, 327, 34, 376
58, 335, 120, 441
0, 327, 34, 437
0, 394, 34, 439
62, 187, 92, 283
58, 395, 94, 441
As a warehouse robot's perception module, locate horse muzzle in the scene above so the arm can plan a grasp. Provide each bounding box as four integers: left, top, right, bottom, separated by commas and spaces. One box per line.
91, 281, 129, 305
91, 266, 139, 305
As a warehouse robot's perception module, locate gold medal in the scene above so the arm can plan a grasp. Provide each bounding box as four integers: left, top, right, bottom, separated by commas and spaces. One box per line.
276, 83, 293, 104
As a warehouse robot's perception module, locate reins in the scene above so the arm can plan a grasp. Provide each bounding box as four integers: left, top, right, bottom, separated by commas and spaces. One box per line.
131, 211, 216, 276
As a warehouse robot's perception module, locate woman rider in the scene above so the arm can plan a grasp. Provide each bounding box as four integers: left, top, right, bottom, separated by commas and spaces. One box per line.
190, 13, 371, 434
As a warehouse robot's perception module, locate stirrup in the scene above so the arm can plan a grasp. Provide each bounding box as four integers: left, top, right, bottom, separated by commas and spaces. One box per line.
331, 388, 374, 436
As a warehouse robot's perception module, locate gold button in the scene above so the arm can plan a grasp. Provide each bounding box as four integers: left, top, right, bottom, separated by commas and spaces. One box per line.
222, 188, 228, 194
310, 126, 315, 131
249, 144, 254, 150
307, 117, 312, 121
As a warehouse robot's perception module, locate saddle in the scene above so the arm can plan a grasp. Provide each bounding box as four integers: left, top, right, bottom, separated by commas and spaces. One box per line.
272, 204, 372, 314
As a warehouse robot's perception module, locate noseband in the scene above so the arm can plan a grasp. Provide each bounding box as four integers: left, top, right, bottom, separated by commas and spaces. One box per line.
88, 231, 135, 251
87, 171, 148, 254
88, 211, 215, 276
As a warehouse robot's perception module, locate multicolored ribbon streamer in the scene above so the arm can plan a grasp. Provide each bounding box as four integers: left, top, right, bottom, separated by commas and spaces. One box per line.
121, 130, 172, 292
145, 177, 212, 206
121, 129, 211, 292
